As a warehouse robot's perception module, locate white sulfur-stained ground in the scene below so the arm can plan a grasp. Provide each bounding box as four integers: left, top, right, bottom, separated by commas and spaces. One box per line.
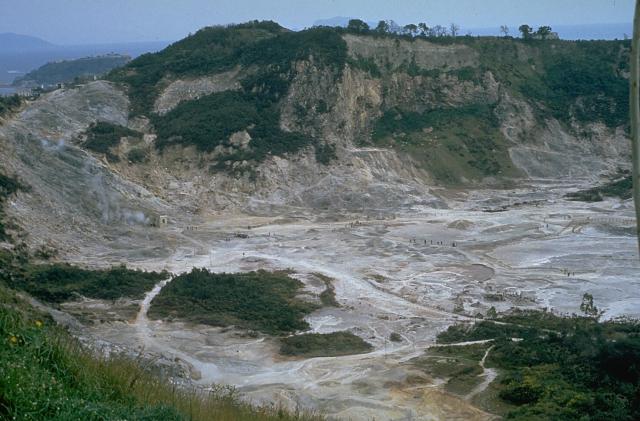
62, 183, 639, 421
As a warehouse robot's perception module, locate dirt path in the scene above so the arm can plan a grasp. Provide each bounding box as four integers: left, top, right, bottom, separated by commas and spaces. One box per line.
466, 345, 497, 401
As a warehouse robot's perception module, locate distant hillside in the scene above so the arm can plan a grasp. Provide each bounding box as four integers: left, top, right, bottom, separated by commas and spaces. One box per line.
0, 32, 55, 52
0, 40, 170, 85
14, 54, 131, 87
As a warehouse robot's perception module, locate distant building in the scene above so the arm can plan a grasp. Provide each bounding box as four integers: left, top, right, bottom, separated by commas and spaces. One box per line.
152, 215, 168, 227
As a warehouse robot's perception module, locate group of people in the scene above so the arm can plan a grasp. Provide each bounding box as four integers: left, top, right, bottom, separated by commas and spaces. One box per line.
409, 238, 457, 247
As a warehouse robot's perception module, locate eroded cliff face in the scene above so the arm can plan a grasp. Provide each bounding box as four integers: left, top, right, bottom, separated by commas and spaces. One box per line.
276, 34, 629, 185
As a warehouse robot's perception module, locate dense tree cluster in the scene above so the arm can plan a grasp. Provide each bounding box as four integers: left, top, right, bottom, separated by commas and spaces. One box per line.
345, 18, 459, 38
148, 268, 317, 335
82, 121, 142, 162
438, 310, 640, 420
519, 24, 555, 40
6, 263, 167, 303
280, 332, 372, 357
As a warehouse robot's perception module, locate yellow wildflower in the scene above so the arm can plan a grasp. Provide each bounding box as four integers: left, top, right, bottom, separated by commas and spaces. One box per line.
9, 335, 18, 344
35, 320, 43, 328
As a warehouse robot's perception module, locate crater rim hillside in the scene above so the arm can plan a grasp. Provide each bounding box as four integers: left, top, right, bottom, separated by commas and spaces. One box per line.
102, 20, 631, 188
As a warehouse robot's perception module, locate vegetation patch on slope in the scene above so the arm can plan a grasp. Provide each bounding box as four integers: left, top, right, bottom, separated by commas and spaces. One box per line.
0, 95, 23, 121
109, 21, 284, 116
313, 272, 340, 307
280, 331, 372, 358
411, 343, 490, 396
7, 263, 167, 303
466, 37, 630, 128
110, 22, 348, 168
110, 21, 346, 117
148, 268, 317, 335
83, 121, 142, 162
372, 105, 520, 183
566, 175, 633, 202
152, 91, 309, 168
0, 172, 28, 242
433, 309, 640, 420
343, 29, 628, 129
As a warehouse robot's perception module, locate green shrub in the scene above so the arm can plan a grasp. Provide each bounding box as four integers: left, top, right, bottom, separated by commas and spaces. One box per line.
149, 268, 317, 335
566, 175, 632, 202
0, 95, 22, 119
347, 55, 382, 77
83, 121, 142, 161
0, 173, 27, 242
8, 263, 167, 303
280, 332, 372, 357
127, 148, 148, 163
389, 332, 402, 342
314, 142, 337, 165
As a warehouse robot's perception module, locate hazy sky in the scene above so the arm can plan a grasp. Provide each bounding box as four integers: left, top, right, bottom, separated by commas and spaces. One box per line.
0, 0, 634, 44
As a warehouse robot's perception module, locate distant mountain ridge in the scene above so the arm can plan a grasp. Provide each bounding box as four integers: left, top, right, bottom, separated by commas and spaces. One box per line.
13, 54, 131, 88
0, 33, 56, 52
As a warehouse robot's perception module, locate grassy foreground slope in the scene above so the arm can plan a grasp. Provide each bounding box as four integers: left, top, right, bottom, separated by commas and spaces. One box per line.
0, 168, 316, 419
0, 278, 322, 420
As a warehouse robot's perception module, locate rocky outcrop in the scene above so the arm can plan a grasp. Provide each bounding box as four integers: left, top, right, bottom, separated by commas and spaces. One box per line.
344, 34, 479, 71
154, 67, 242, 115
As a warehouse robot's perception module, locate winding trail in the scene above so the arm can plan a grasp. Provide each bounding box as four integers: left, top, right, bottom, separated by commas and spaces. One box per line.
134, 276, 222, 380
466, 345, 497, 401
